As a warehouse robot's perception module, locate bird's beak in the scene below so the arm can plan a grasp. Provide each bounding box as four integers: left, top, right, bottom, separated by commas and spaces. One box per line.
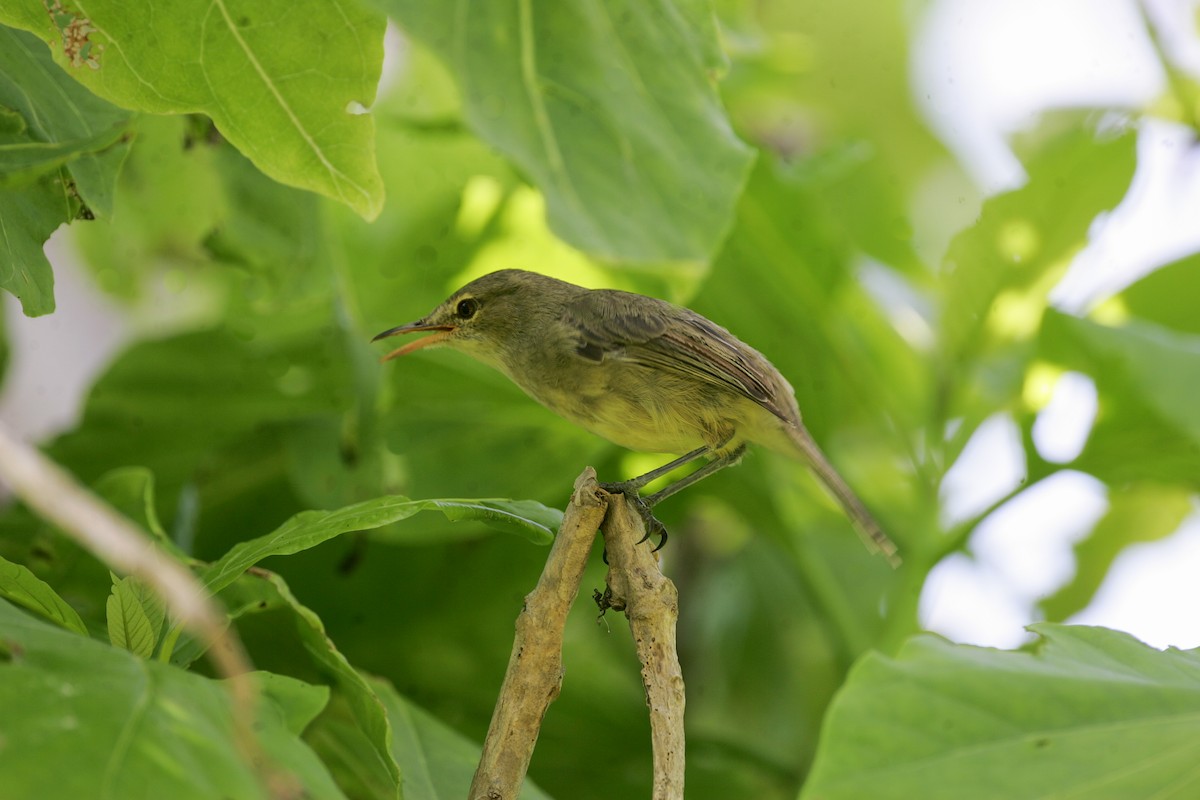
371, 320, 456, 362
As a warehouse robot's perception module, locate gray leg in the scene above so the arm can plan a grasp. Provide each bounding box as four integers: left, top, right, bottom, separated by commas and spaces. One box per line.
600, 445, 746, 551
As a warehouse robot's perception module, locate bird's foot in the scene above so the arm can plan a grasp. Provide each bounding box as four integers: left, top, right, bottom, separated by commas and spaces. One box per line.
599, 482, 669, 552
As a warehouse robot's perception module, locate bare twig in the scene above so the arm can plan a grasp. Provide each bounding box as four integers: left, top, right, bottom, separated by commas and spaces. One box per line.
0, 423, 263, 775
599, 494, 686, 800
470, 468, 609, 800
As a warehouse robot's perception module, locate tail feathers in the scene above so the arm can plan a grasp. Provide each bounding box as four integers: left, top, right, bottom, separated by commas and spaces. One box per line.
786, 425, 901, 567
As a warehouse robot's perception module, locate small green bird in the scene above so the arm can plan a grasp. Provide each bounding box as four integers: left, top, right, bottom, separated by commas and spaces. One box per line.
374, 269, 898, 565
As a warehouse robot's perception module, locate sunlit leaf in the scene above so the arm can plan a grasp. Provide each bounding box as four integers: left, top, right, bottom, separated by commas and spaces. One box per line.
0, 2, 385, 219
386, 0, 755, 261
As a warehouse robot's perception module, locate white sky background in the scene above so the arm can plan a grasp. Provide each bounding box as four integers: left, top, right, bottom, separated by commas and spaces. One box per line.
915, 0, 1200, 649
1, 1, 1199, 650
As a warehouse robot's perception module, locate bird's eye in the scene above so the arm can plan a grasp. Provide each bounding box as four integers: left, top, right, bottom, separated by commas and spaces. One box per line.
456, 298, 479, 319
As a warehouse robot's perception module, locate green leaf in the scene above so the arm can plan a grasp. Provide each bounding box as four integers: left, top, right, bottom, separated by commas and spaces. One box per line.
0, 173, 71, 315
70, 114, 229, 297
0, 123, 127, 188
1043, 311, 1200, 447
0, 598, 345, 799
170, 568, 403, 797
1041, 484, 1193, 621
46, 327, 355, 502
0, 554, 88, 635
223, 569, 403, 797
942, 127, 1137, 364
0, 2, 386, 220
255, 670, 330, 736
202, 494, 560, 597
0, 25, 134, 217
371, 675, 554, 800
91, 467, 171, 543
106, 574, 164, 658
802, 624, 1200, 799
387, 0, 755, 261
1120, 251, 1200, 335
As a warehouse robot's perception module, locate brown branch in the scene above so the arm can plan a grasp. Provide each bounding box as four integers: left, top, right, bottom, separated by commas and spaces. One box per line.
599, 494, 686, 800
469, 468, 609, 800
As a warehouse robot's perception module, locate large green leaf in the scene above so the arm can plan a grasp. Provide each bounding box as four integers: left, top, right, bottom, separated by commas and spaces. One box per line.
46, 327, 355, 502
385, 0, 755, 261
0, 1, 385, 219
802, 624, 1200, 799
0, 598, 345, 799
0, 25, 134, 217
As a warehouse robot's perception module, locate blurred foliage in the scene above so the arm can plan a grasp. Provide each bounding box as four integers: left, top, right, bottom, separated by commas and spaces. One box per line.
0, 0, 1198, 798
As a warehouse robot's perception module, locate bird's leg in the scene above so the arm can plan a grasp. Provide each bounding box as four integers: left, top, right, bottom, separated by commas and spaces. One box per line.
643, 444, 746, 506
600, 445, 746, 551
599, 446, 709, 496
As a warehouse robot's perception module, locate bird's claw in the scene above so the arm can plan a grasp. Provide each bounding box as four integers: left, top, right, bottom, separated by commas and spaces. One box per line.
599, 483, 668, 552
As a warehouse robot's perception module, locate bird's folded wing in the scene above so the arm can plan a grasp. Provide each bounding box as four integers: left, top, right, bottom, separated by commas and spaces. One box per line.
563, 290, 792, 423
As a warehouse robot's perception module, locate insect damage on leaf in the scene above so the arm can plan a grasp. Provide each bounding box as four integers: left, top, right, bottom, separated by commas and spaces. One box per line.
47, 1, 103, 70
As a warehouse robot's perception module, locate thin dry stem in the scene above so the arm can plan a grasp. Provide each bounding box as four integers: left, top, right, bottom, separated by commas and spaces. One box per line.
600, 494, 686, 800
469, 468, 609, 800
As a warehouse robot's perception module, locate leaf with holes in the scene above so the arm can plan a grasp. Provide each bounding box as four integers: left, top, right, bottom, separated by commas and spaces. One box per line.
0, 1, 385, 219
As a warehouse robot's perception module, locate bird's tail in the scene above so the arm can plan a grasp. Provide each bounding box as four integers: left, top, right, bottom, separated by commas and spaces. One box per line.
786, 425, 901, 567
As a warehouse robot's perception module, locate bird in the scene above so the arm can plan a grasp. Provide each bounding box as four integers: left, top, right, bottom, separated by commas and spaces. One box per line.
373, 269, 899, 565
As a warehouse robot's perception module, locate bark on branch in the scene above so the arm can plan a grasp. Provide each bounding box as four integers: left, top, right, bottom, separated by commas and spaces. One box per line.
598, 494, 686, 800
470, 469, 686, 799
469, 468, 609, 800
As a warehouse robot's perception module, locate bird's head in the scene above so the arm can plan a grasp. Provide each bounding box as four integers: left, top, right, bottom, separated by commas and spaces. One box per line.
372, 269, 575, 369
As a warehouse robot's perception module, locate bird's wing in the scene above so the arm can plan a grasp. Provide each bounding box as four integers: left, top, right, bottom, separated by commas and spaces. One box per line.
562, 290, 793, 422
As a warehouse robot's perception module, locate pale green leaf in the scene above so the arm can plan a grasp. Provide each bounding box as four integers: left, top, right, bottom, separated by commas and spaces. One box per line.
0, 598, 345, 799
387, 0, 755, 261
0, 1, 386, 219
802, 624, 1200, 800
106, 574, 163, 658
0, 554, 88, 635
